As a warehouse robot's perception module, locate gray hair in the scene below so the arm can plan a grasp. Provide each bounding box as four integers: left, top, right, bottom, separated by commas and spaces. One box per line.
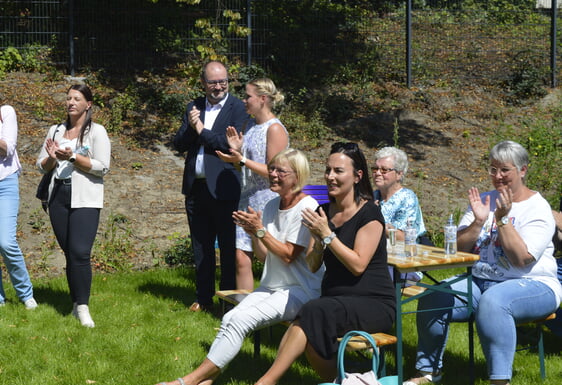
375, 146, 409, 178
489, 140, 529, 171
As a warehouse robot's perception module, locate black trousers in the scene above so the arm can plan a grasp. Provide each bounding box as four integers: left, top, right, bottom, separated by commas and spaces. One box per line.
186, 179, 237, 305
49, 181, 100, 305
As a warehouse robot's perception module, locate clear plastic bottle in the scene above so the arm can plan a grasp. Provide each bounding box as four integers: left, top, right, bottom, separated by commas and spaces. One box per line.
75, 144, 90, 156
404, 218, 417, 257
444, 214, 457, 256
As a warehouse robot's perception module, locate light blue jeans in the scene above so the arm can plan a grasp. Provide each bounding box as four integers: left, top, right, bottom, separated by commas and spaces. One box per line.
415, 275, 557, 380
544, 258, 562, 336
0, 173, 34, 303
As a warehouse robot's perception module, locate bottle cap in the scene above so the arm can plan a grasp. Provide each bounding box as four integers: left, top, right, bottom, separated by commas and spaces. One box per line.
447, 214, 454, 225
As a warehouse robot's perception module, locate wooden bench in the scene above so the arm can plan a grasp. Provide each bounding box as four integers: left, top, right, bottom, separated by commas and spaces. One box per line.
401, 285, 426, 298
216, 289, 397, 375
216, 289, 287, 358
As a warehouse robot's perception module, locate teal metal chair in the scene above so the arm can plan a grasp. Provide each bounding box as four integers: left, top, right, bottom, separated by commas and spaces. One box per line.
516, 313, 556, 379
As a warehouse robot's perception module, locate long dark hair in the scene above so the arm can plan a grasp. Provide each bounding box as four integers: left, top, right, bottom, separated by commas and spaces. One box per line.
65, 84, 93, 147
329, 142, 374, 204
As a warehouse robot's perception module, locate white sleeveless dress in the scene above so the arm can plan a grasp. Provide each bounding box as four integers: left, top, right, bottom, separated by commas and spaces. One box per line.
236, 117, 288, 251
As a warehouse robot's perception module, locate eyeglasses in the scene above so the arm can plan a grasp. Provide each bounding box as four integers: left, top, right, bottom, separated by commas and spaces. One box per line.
371, 166, 396, 175
268, 166, 293, 177
488, 166, 516, 176
204, 78, 228, 87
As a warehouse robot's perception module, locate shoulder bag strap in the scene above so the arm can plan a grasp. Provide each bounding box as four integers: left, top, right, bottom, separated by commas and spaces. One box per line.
51, 123, 64, 141
337, 330, 380, 382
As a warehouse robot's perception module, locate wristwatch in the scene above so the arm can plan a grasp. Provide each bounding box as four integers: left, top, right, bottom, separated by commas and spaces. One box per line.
497, 216, 509, 227
255, 227, 266, 238
239, 156, 247, 167
322, 232, 336, 247
68, 153, 77, 163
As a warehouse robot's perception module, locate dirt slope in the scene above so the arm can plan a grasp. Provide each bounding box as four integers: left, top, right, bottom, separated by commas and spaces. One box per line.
2, 72, 559, 279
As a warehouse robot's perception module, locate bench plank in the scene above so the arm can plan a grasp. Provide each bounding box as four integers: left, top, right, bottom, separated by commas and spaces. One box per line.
401, 285, 426, 298
217, 290, 396, 347
339, 333, 398, 350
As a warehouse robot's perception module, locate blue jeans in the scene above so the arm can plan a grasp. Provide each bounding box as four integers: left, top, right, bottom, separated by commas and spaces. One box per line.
545, 258, 562, 336
415, 275, 557, 380
0, 173, 34, 303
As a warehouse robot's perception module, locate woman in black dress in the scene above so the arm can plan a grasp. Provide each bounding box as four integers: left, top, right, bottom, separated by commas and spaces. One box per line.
255, 142, 395, 385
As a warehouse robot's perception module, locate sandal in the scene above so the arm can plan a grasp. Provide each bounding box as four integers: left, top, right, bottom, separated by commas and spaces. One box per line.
157, 379, 186, 385
403, 372, 442, 385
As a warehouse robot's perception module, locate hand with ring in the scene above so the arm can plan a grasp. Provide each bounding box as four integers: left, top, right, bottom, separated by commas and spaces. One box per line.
494, 187, 513, 220
301, 207, 331, 239
233, 206, 262, 235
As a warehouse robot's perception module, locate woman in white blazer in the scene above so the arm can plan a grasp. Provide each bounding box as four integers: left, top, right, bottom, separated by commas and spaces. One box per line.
37, 84, 110, 328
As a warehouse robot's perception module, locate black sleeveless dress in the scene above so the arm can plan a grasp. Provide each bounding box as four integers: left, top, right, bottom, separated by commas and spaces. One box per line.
298, 200, 396, 359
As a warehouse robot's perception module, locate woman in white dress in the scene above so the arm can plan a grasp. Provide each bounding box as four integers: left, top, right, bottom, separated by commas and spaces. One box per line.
217, 78, 289, 290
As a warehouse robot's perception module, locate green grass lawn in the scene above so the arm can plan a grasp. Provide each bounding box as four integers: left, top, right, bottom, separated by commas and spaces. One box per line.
1, 267, 561, 385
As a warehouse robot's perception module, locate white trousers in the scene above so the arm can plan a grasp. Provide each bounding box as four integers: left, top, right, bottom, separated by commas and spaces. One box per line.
207, 286, 305, 368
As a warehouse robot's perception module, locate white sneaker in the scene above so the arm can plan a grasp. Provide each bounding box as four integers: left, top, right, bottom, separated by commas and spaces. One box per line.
24, 298, 38, 310
74, 304, 95, 328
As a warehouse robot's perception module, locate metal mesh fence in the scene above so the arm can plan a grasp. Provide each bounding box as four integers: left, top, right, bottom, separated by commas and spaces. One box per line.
0, 0, 560, 87
0, 0, 263, 71
68, 0, 259, 71
0, 1, 65, 63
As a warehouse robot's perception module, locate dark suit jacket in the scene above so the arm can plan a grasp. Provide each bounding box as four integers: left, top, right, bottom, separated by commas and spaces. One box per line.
174, 94, 248, 201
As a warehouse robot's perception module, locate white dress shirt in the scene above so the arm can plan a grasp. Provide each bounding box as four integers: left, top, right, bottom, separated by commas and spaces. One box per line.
195, 95, 229, 178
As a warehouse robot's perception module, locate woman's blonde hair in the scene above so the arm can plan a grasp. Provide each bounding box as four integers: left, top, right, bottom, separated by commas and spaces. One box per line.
248, 78, 285, 109
269, 148, 309, 193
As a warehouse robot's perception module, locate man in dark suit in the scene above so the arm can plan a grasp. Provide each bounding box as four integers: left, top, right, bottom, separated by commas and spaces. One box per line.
174, 60, 248, 312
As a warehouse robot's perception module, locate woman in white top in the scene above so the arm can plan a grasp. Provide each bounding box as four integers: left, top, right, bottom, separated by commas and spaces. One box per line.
36, 85, 111, 328
156, 148, 324, 385
0, 104, 36, 309
217, 78, 289, 290
405, 141, 561, 385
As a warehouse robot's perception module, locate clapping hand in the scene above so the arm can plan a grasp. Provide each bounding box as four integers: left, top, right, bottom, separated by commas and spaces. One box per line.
216, 126, 244, 164
301, 207, 331, 240
225, 126, 243, 152
468, 187, 490, 224
188, 106, 204, 133
55, 146, 73, 161
216, 147, 243, 164
494, 187, 513, 220
233, 206, 263, 236
45, 138, 61, 160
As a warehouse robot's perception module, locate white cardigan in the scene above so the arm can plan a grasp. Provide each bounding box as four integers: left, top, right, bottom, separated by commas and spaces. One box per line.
36, 122, 111, 208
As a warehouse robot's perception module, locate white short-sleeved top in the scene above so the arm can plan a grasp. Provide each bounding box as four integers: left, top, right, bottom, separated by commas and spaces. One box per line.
259, 195, 324, 304
459, 190, 561, 305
